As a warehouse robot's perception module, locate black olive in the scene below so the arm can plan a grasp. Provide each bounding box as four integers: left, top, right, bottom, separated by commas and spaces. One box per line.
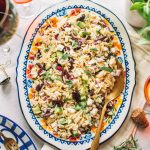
69, 58, 74, 70
72, 91, 81, 102
74, 46, 81, 51
42, 110, 51, 118
35, 84, 44, 92
89, 89, 94, 96
77, 14, 85, 21
52, 100, 64, 107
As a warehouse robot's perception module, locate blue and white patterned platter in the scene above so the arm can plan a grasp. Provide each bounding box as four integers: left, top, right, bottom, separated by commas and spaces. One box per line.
0, 115, 37, 150
16, 0, 135, 149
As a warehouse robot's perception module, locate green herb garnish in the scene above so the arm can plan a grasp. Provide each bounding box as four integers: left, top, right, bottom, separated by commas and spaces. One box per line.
90, 48, 98, 51
44, 47, 49, 52
114, 135, 141, 150
130, 0, 150, 43
72, 41, 78, 48
84, 70, 91, 75
61, 53, 69, 60
66, 80, 73, 85
100, 66, 113, 72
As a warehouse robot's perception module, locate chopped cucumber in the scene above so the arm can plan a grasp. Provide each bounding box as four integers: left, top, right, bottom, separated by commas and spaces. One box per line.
50, 53, 56, 61
82, 74, 88, 81
60, 118, 68, 125
32, 106, 42, 115
81, 31, 90, 38
56, 51, 63, 58
72, 130, 79, 137
81, 96, 86, 101
74, 104, 81, 111
79, 101, 87, 108
77, 21, 85, 29
54, 107, 63, 115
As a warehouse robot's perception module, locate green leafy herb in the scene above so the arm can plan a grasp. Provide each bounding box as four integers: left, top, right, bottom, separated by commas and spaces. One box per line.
130, 0, 150, 42
100, 66, 113, 72
114, 136, 141, 150
44, 47, 49, 52
61, 53, 69, 60
139, 26, 150, 40
84, 70, 91, 75
72, 41, 78, 48
130, 2, 145, 10
66, 80, 73, 85
56, 77, 62, 81
90, 48, 98, 51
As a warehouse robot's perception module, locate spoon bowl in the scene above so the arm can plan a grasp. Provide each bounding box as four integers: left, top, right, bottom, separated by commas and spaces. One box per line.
91, 62, 125, 150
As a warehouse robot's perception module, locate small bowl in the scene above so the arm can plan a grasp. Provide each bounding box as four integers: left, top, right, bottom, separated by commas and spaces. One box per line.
125, 0, 146, 28
144, 76, 150, 105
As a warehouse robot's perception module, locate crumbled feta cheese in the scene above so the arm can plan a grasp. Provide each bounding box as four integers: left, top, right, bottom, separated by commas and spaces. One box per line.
103, 47, 109, 51
51, 121, 57, 128
111, 47, 117, 53
96, 57, 104, 63
91, 108, 98, 116
109, 57, 116, 68
88, 59, 96, 65
87, 98, 93, 106
73, 69, 83, 77
67, 108, 76, 113
65, 27, 71, 32
57, 44, 64, 51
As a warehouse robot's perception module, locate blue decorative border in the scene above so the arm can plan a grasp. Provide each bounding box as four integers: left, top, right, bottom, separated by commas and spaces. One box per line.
0, 115, 37, 150
16, 1, 136, 148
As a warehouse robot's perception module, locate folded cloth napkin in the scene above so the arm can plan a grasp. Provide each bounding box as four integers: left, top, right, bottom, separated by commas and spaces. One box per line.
41, 16, 150, 150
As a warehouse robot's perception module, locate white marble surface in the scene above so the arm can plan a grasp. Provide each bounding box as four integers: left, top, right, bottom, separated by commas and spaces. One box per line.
0, 0, 150, 150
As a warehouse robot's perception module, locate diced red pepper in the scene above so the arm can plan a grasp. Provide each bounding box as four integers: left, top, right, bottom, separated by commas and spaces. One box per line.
70, 10, 76, 16
75, 8, 81, 13
28, 64, 34, 70
35, 42, 42, 46
27, 74, 32, 79
26, 69, 30, 74
69, 136, 77, 142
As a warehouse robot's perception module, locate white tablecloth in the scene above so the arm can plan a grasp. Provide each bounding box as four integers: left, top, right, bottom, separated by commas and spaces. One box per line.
0, 0, 150, 149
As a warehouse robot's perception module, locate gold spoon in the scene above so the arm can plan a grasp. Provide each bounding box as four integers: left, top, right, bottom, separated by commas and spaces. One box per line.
0, 131, 19, 150
91, 62, 125, 150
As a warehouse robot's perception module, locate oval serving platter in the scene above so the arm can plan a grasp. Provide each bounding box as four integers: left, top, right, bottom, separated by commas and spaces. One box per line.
0, 115, 37, 150
16, 0, 135, 149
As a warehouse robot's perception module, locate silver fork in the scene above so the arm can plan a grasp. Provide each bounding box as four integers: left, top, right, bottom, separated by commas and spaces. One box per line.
0, 131, 19, 150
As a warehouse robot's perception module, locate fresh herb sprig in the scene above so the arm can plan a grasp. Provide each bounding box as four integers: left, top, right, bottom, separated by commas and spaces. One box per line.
114, 135, 141, 150
130, 0, 150, 44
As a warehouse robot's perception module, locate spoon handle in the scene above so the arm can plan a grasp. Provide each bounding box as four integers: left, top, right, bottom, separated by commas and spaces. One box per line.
0, 131, 7, 140
91, 104, 107, 150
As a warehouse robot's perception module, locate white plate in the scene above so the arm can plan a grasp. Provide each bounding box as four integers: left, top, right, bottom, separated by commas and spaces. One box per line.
16, 0, 135, 149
